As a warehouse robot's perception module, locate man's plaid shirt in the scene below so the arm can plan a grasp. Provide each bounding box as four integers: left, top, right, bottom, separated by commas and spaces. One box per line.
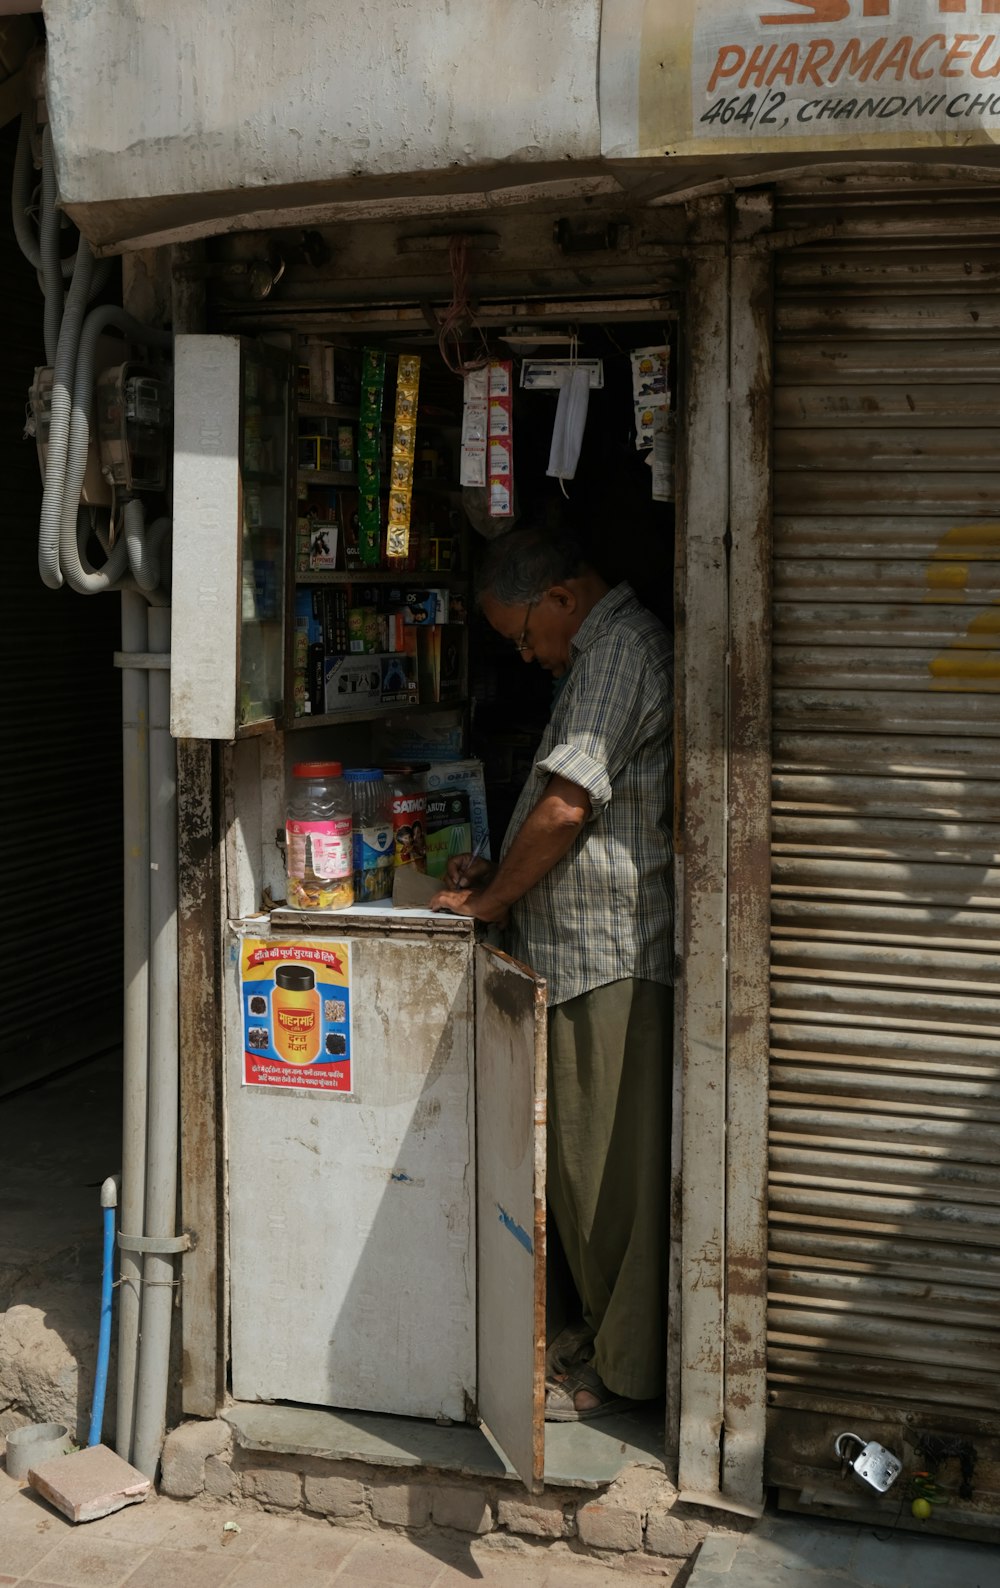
503, 582, 674, 1008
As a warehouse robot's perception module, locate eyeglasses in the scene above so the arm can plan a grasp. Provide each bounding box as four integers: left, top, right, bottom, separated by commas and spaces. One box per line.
511, 601, 536, 654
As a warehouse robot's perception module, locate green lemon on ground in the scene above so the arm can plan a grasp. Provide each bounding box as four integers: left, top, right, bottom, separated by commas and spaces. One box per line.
912, 1498, 933, 1520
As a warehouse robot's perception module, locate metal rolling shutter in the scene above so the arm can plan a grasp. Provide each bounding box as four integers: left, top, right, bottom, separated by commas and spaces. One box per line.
768, 196, 1000, 1442
0, 122, 122, 1093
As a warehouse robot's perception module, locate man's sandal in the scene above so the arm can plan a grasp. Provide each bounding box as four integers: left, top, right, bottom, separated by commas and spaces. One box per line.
544, 1364, 634, 1422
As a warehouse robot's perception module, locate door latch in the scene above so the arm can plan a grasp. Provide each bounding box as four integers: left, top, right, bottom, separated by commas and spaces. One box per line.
835, 1431, 902, 1494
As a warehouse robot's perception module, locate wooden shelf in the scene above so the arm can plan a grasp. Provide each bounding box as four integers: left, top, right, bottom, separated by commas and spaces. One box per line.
298, 400, 361, 421
286, 697, 467, 731
298, 469, 357, 486
298, 471, 460, 491
296, 570, 469, 586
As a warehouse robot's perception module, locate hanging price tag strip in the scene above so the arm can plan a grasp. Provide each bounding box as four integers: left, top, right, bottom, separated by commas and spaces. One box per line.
387, 354, 421, 561
357, 347, 386, 566
487, 359, 514, 518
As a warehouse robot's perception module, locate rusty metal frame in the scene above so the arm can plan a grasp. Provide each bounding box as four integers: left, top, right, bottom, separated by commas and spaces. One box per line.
675, 195, 731, 1504
674, 192, 773, 1518
722, 191, 774, 1513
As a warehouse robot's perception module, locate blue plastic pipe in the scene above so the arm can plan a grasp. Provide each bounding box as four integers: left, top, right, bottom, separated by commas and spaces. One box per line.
88, 1177, 119, 1447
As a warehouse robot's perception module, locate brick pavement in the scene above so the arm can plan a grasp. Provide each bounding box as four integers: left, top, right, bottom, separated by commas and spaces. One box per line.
0, 1465, 678, 1587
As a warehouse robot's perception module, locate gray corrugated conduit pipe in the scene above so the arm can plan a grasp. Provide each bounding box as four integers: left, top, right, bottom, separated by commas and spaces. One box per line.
59, 304, 171, 595
37, 235, 94, 589
124, 500, 172, 594
40, 127, 63, 363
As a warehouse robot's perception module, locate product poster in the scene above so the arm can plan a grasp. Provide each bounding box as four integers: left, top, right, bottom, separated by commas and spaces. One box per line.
240, 938, 354, 1093
601, 0, 1000, 158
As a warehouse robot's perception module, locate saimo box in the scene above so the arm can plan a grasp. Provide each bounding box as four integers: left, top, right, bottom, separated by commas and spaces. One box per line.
324, 654, 382, 713
424, 760, 489, 858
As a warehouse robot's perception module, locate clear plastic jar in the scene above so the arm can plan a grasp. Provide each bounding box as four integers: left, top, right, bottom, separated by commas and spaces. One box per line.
343, 769, 394, 903
381, 763, 429, 872
285, 760, 354, 910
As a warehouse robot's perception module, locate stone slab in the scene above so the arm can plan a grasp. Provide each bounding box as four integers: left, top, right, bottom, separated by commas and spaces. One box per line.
28, 1443, 152, 1523
224, 1398, 665, 1491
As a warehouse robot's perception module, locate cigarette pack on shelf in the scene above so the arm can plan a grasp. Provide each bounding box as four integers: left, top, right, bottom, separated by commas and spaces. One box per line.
295, 516, 311, 575
424, 760, 489, 857
348, 605, 379, 654
321, 587, 350, 655
417, 624, 466, 704
324, 654, 382, 713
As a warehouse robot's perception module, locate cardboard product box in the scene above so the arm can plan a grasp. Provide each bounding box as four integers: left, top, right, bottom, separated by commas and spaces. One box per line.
348, 605, 379, 654
309, 519, 338, 570
321, 587, 349, 655
425, 789, 472, 879
424, 760, 489, 858
402, 588, 449, 625
380, 650, 419, 707
324, 654, 382, 714
337, 424, 355, 472
417, 624, 465, 704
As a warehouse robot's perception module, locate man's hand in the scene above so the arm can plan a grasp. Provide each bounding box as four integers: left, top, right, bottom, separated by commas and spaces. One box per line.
443, 853, 497, 891
430, 884, 509, 925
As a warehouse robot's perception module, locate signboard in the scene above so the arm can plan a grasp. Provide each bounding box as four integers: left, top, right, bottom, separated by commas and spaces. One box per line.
601, 0, 1000, 157
240, 938, 354, 1093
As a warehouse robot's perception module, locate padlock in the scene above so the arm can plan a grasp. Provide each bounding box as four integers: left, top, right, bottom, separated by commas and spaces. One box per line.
834, 1431, 903, 1494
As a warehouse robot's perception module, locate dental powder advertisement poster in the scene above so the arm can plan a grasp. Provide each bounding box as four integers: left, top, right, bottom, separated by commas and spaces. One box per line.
240, 939, 354, 1093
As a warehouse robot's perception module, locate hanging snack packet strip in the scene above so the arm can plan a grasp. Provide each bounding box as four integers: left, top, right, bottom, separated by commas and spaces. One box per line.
460, 365, 488, 487
487, 359, 514, 518
630, 345, 669, 452
358, 347, 386, 566
387, 354, 421, 561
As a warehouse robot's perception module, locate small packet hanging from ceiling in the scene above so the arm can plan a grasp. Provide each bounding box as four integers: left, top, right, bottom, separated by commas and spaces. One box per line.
460, 366, 488, 488
387, 354, 421, 561
649, 408, 676, 502
487, 359, 514, 518
630, 344, 669, 453
357, 347, 386, 564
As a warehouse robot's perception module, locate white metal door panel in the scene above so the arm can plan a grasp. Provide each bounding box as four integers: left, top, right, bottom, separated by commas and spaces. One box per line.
769, 213, 1000, 1458
227, 927, 476, 1421
475, 944, 547, 1494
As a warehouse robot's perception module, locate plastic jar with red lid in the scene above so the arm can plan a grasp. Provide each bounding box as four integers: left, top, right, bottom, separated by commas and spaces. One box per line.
285, 760, 354, 910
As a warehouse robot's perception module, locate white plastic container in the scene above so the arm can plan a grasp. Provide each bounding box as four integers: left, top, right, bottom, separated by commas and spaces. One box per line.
285, 760, 354, 910
343, 769, 394, 903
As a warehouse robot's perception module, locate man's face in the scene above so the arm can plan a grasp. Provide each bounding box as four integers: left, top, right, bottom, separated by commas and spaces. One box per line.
480, 587, 579, 678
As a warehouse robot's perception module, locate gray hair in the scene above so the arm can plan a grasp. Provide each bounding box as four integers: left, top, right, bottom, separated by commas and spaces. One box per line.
474, 526, 590, 607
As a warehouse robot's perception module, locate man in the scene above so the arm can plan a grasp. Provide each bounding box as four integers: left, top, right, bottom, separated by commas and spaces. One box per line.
432, 525, 674, 1420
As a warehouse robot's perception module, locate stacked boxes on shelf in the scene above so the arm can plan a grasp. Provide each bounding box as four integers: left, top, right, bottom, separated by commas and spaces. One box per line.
292, 583, 466, 719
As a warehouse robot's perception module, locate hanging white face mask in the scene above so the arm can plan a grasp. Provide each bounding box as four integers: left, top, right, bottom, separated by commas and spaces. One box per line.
546, 365, 591, 490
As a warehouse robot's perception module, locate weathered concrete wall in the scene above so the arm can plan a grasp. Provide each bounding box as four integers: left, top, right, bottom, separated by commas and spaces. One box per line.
44, 0, 602, 204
